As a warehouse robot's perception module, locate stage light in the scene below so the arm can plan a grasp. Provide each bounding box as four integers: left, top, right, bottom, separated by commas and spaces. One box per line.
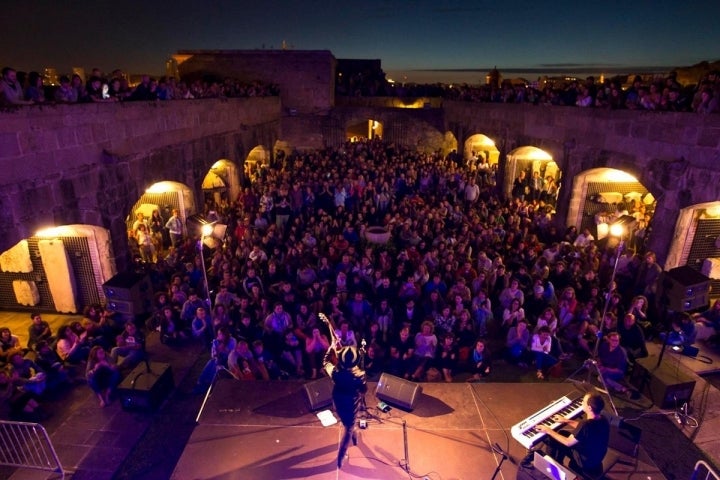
609, 222, 625, 238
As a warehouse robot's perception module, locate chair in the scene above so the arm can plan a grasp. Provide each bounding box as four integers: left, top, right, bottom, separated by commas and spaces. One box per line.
592, 419, 642, 479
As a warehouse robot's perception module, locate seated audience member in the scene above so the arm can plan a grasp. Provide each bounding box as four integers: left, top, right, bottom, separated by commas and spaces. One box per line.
111, 322, 146, 370
468, 339, 492, 381
27, 312, 54, 351
228, 339, 262, 380
436, 333, 459, 383
34, 341, 70, 388
55, 325, 91, 364
531, 326, 558, 380
7, 352, 46, 396
666, 312, 697, 348
0, 368, 42, 418
196, 327, 236, 391
694, 299, 720, 343
617, 313, 648, 362
597, 332, 632, 395
252, 339, 282, 380
506, 319, 531, 366
86, 346, 120, 407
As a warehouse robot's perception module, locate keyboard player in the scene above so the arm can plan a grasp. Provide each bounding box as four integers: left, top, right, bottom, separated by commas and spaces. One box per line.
532, 393, 610, 478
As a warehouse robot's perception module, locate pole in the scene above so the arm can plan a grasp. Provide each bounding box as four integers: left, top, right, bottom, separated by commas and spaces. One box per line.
593, 238, 624, 359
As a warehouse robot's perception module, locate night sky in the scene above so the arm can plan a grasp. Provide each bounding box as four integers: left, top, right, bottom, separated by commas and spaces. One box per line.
2, 0, 719, 83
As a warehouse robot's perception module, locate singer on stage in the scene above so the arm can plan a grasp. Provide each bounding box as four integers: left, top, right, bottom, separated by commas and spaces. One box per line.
324, 342, 367, 468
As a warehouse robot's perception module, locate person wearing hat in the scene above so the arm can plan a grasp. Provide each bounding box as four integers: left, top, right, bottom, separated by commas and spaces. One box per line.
324, 344, 367, 468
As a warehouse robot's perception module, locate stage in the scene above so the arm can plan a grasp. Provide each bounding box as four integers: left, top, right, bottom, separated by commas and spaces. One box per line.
171, 378, 666, 480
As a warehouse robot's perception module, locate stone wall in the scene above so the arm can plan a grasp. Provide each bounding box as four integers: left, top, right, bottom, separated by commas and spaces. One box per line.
0, 98, 281, 269
176, 50, 336, 114
443, 102, 720, 263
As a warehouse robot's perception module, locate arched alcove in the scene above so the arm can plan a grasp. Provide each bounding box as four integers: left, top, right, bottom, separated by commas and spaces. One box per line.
202, 159, 240, 210
0, 224, 116, 313
505, 146, 559, 204
463, 133, 500, 168
246, 145, 271, 183
442, 131, 458, 159
666, 202, 720, 296
346, 119, 383, 141
567, 168, 655, 250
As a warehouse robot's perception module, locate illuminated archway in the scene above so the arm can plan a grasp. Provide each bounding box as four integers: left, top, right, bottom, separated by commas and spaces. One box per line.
246, 145, 271, 183
127, 181, 196, 256
567, 168, 655, 249
202, 159, 240, 209
464, 134, 500, 168
346, 119, 383, 141
667, 202, 720, 297
506, 146, 558, 202
442, 131, 458, 160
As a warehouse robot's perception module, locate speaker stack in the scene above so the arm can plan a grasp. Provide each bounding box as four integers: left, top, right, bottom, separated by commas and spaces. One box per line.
630, 356, 696, 409
661, 266, 710, 312
375, 373, 422, 411
102, 272, 153, 323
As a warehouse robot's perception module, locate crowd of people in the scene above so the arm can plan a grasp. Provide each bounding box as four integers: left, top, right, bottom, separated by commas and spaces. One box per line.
0, 66, 278, 106
4, 63, 719, 114
3, 137, 720, 421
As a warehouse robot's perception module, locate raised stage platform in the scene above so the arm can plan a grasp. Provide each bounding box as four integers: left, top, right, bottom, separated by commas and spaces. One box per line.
171, 379, 666, 480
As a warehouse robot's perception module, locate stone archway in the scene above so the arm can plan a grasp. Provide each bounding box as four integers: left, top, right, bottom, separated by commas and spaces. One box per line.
202, 159, 241, 210
246, 145, 271, 183
567, 168, 656, 249
506, 146, 558, 202
666, 202, 720, 285
463, 133, 500, 167
441, 131, 458, 160
346, 119, 383, 141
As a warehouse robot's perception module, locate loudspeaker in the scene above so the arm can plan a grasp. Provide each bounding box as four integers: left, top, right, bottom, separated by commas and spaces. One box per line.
630, 356, 696, 409
303, 376, 333, 411
375, 373, 422, 411
661, 266, 710, 312
118, 362, 174, 411
103, 272, 153, 319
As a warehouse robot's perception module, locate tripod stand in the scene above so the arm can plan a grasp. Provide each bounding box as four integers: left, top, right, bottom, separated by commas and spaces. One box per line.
357, 339, 382, 424
565, 358, 619, 416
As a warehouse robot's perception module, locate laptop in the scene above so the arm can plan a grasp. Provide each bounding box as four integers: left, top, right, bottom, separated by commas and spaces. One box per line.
533, 451, 578, 480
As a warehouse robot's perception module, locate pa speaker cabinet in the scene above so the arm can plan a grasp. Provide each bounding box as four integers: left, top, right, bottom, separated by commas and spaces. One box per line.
303, 376, 333, 411
662, 267, 710, 312
630, 356, 696, 409
118, 362, 174, 411
375, 373, 422, 411
103, 272, 153, 315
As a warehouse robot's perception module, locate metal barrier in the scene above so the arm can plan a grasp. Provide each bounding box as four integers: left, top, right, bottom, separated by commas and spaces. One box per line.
692, 460, 720, 480
0, 420, 65, 478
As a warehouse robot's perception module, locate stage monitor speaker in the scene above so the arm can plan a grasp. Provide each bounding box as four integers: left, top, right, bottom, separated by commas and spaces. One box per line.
118, 362, 174, 411
630, 357, 696, 409
375, 373, 422, 411
661, 266, 710, 312
303, 376, 333, 411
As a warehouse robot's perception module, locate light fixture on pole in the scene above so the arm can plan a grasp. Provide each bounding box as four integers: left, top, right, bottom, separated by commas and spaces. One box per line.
594, 219, 629, 358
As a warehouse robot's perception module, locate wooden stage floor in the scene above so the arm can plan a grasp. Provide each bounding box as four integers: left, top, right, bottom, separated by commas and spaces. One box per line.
171, 379, 665, 480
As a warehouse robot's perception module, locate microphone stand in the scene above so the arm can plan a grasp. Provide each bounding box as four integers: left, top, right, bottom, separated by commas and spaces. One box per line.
357, 339, 382, 423
491, 443, 509, 480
